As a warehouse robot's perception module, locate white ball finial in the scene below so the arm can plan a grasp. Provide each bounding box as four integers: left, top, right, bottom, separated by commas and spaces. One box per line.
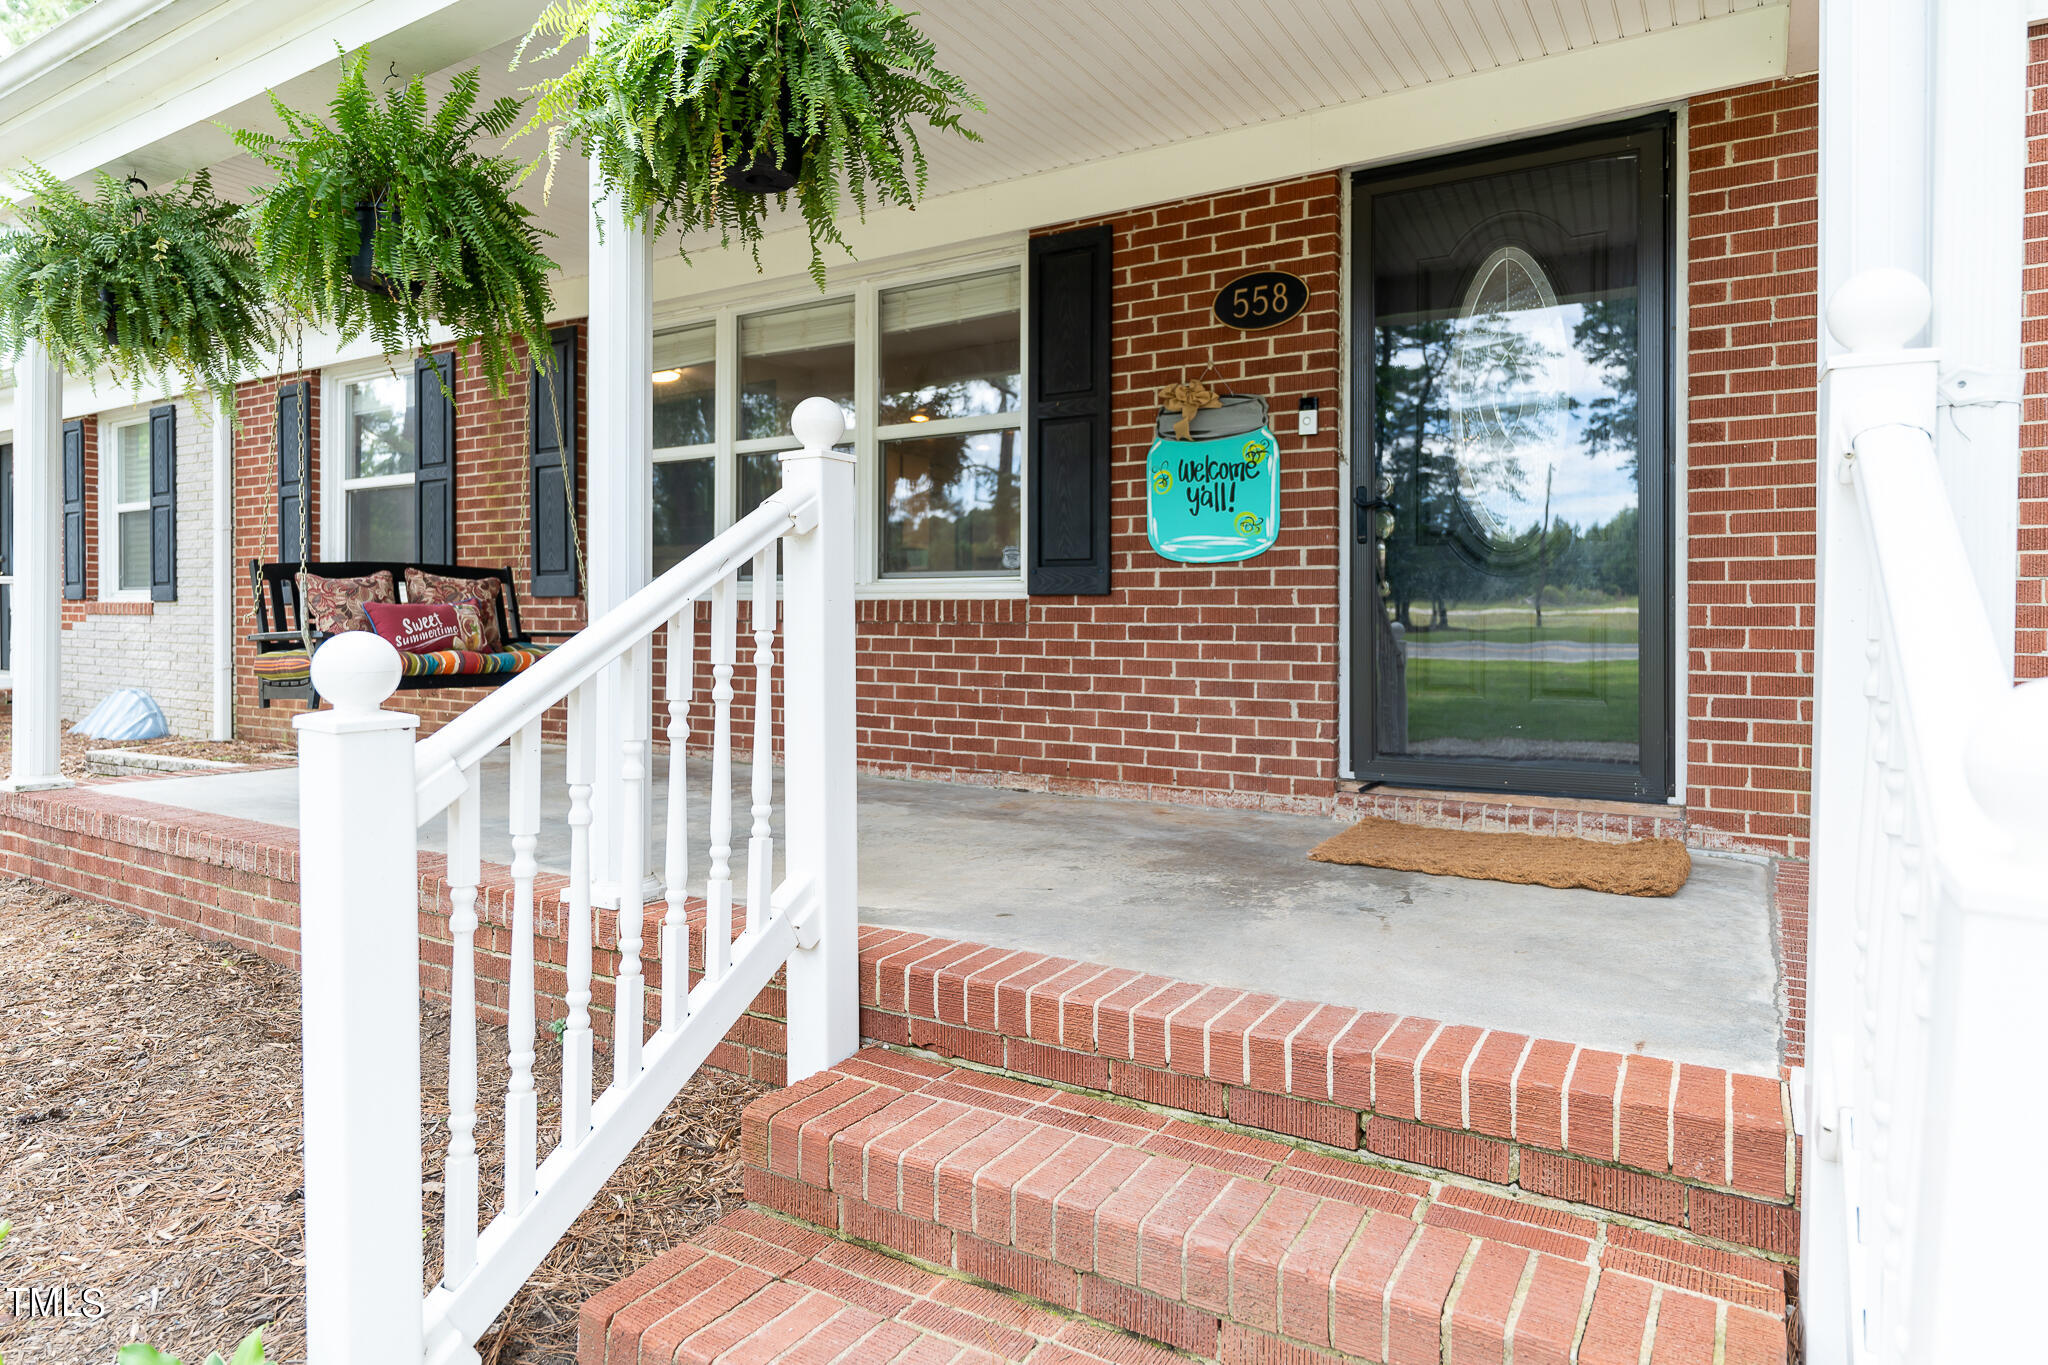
1963, 679, 2048, 838
1825, 268, 1931, 352
790, 395, 847, 451
310, 630, 403, 717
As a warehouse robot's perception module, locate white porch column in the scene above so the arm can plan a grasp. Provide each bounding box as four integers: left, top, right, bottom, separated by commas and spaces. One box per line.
584, 94, 656, 900
4, 343, 69, 792
211, 394, 236, 740
1806, 4, 1938, 1358
1931, 0, 2028, 671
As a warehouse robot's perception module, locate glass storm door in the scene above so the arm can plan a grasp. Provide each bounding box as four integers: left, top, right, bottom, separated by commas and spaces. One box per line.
1350, 121, 1672, 800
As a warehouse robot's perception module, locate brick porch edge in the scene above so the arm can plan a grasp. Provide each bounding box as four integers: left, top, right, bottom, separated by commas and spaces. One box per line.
0, 786, 1797, 1259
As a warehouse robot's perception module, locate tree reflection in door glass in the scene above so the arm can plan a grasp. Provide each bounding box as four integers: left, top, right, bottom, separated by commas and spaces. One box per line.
1370, 156, 1645, 769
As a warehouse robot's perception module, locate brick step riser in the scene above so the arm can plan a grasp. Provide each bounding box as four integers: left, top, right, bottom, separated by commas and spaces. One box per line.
855, 956, 1799, 1261
733, 1053, 1791, 1365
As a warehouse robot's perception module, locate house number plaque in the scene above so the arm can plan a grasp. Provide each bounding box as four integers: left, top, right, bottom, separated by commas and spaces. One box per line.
1214, 270, 1309, 331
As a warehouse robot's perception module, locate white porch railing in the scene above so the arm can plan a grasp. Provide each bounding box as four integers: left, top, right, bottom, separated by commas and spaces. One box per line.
293, 397, 859, 1365
1804, 272, 2048, 1361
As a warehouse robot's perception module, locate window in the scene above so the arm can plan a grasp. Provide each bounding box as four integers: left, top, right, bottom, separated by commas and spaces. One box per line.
649, 261, 1024, 588
877, 271, 1022, 576
107, 417, 151, 594
333, 370, 415, 560
652, 322, 717, 574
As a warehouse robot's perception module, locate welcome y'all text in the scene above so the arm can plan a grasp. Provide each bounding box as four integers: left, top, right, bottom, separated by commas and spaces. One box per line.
1175, 455, 1260, 515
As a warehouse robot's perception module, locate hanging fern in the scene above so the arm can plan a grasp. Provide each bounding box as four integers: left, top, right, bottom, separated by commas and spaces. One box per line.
233, 50, 558, 394
0, 166, 273, 412
521, 0, 982, 287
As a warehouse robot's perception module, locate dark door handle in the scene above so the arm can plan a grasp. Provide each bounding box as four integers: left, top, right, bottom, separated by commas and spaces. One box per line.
1354, 488, 1389, 541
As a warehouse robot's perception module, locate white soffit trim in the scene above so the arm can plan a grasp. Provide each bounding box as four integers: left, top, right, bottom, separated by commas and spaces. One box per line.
0, 0, 534, 200
643, 4, 1791, 303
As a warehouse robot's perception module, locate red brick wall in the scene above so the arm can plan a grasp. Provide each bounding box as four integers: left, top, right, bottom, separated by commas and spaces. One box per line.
1682, 77, 1821, 858
209, 97, 1842, 855
233, 332, 589, 746
858, 176, 1346, 806
2021, 25, 2048, 677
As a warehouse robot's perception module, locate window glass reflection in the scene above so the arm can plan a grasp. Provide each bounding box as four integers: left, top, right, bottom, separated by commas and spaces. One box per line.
882, 431, 1021, 576
654, 323, 716, 449
741, 299, 854, 440
878, 270, 1021, 425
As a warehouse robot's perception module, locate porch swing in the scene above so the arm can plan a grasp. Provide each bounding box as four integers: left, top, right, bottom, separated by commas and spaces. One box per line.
247, 344, 583, 709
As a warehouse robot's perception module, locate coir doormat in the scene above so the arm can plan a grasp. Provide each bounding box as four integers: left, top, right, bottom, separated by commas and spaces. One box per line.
1308, 816, 1692, 897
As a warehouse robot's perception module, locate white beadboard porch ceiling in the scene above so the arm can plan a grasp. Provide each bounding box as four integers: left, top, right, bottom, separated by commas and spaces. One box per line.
0, 0, 1800, 418
179, 0, 1792, 277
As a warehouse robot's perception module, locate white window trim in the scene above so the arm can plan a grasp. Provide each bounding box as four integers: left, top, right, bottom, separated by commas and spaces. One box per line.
96, 410, 153, 601
320, 358, 415, 562
653, 252, 1031, 599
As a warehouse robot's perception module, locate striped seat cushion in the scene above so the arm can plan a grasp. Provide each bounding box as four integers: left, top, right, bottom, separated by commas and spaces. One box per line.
398, 644, 555, 678
249, 643, 556, 685
251, 649, 314, 681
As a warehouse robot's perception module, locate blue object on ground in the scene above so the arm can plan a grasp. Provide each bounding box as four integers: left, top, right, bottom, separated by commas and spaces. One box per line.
72, 688, 169, 741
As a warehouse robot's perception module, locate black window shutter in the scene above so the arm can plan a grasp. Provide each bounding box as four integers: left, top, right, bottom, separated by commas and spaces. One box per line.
1026, 224, 1115, 595
415, 352, 456, 564
62, 419, 85, 599
148, 403, 177, 602
277, 380, 311, 564
529, 325, 578, 597
0, 442, 12, 671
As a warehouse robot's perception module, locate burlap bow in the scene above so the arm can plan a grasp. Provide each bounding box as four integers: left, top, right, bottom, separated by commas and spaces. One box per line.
1158, 381, 1222, 441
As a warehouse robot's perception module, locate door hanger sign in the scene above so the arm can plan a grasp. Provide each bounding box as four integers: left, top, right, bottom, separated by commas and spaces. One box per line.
1146, 390, 1279, 563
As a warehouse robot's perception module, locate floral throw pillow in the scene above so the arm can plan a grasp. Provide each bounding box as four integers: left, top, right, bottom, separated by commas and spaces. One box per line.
406, 568, 504, 649
299, 570, 396, 636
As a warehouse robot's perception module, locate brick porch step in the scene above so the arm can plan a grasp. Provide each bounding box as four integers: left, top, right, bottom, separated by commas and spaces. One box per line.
604, 1046, 1790, 1364
581, 1209, 1193, 1365
853, 928, 1799, 1260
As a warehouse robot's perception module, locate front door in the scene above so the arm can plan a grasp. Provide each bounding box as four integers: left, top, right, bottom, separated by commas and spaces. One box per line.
1348, 119, 1673, 802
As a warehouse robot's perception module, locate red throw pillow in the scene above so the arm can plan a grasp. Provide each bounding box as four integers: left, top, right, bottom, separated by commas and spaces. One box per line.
362, 600, 487, 654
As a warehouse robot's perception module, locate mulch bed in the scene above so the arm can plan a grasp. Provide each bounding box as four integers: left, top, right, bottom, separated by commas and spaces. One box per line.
0, 880, 764, 1364
0, 698, 296, 784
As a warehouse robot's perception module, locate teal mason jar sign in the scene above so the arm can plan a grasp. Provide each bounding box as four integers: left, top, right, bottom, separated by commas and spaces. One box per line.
1146, 391, 1279, 563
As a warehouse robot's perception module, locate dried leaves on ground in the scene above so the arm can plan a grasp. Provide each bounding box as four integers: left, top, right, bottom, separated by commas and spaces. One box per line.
0, 698, 295, 783
0, 881, 763, 1364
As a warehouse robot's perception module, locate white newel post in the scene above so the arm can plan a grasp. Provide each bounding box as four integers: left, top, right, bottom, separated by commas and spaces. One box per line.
296, 633, 424, 1365
1806, 269, 1938, 1365
779, 397, 859, 1081
584, 7, 657, 906
5, 342, 69, 791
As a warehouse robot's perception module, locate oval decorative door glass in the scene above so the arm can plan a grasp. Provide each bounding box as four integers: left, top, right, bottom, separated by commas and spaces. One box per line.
1445, 247, 1573, 568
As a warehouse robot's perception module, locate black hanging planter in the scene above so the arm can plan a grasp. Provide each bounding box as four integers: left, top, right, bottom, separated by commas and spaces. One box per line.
723, 100, 808, 195
347, 198, 424, 300
97, 287, 120, 346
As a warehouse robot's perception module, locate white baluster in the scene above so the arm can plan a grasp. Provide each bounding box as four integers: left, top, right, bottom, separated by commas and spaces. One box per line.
662, 610, 694, 1033
706, 576, 737, 982
504, 719, 541, 1214
747, 544, 777, 935
562, 682, 595, 1144
442, 766, 482, 1287
613, 637, 649, 1084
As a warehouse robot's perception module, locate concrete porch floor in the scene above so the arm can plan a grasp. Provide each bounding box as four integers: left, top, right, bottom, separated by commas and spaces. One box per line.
116, 751, 1781, 1073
